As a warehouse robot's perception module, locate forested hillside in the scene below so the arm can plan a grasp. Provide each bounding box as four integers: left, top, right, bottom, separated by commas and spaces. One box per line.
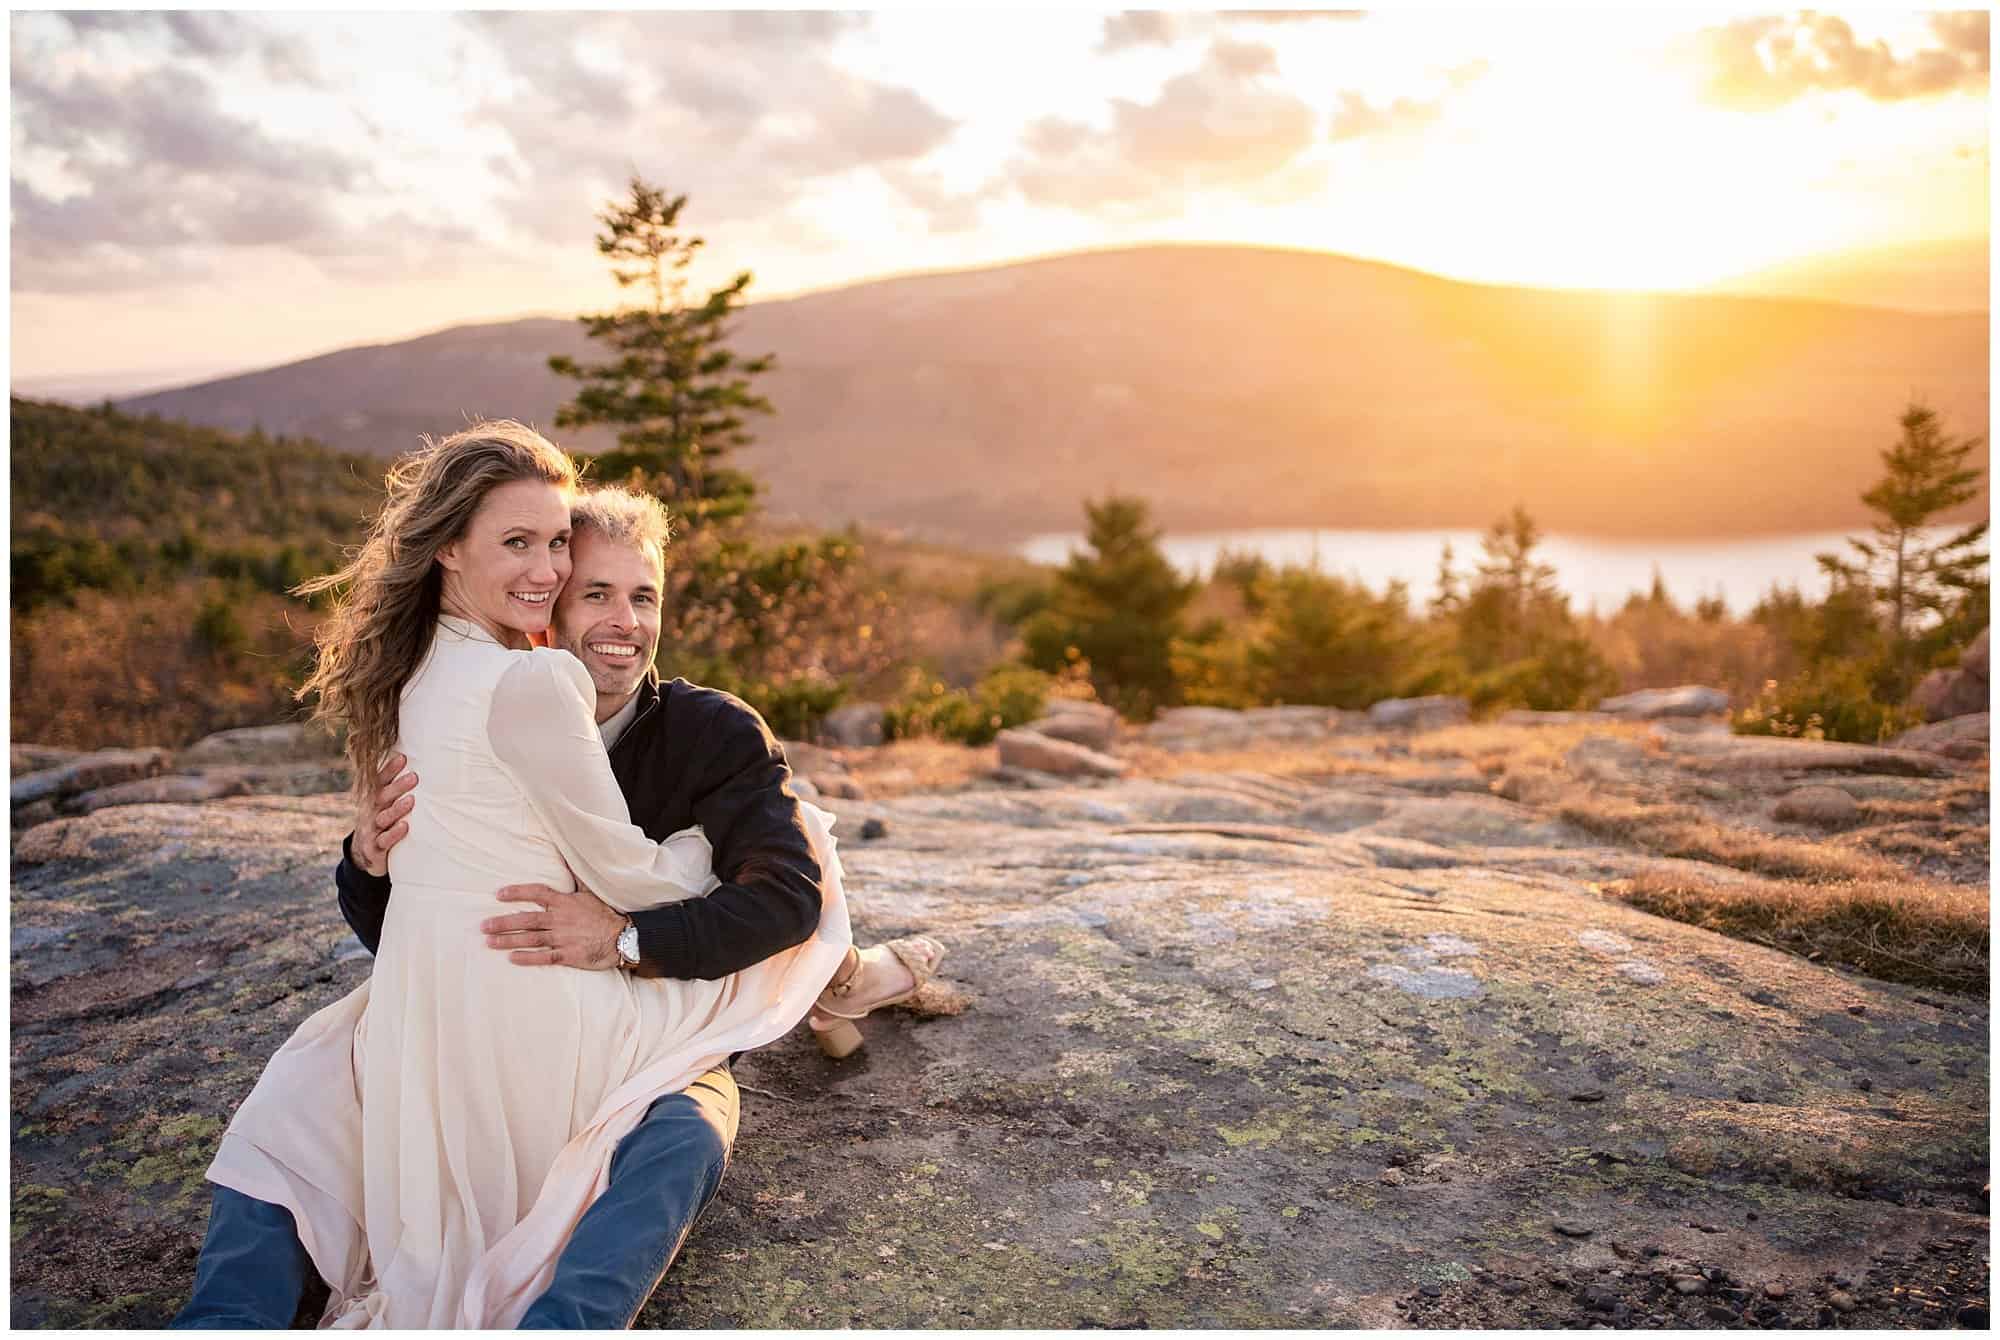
10, 398, 384, 747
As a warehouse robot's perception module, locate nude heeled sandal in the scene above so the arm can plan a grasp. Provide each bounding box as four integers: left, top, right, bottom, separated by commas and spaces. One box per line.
808, 935, 946, 1059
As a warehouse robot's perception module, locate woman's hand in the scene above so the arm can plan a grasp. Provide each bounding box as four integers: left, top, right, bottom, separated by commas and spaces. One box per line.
482, 882, 626, 970
353, 754, 417, 878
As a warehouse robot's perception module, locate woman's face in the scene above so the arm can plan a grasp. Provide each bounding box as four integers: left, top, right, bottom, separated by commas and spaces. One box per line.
436, 478, 574, 647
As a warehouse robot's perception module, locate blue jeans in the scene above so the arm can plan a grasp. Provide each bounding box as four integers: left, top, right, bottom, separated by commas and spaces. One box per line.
171, 1063, 739, 1329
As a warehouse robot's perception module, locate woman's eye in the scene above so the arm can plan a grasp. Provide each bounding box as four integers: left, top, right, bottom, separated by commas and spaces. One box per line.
505, 538, 526, 549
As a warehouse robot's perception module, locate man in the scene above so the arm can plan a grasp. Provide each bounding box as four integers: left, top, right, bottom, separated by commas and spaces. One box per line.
176, 486, 848, 1329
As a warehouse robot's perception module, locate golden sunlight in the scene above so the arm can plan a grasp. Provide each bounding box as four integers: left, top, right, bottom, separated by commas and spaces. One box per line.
1306, 38, 1881, 295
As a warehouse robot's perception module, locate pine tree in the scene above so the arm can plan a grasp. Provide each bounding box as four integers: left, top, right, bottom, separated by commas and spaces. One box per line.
1022, 496, 1196, 719
1458, 504, 1564, 668
1817, 402, 1988, 692
1429, 540, 1463, 618
548, 178, 774, 529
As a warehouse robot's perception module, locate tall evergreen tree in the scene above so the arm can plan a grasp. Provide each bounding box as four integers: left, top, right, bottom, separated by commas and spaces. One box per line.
1429, 540, 1463, 618
548, 178, 774, 528
1023, 496, 1196, 719
1817, 402, 1988, 691
1458, 504, 1565, 668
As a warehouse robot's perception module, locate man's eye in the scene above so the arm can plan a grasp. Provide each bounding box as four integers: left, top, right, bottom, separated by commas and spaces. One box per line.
585, 592, 604, 601
551, 536, 568, 550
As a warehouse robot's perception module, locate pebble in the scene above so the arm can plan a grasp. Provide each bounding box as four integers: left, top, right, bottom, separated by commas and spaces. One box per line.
1829, 1291, 1858, 1313
1379, 1167, 1407, 1186
1418, 1285, 1442, 1299
1735, 1088, 1758, 1103
1855, 1077, 1874, 1092
1956, 1304, 1988, 1327
858, 818, 888, 841
1552, 1220, 1594, 1238
1704, 1303, 1740, 1323
1846, 1004, 1867, 1016
1763, 1282, 1787, 1300
1672, 1276, 1708, 1296
1569, 1088, 1606, 1103
1498, 1280, 1528, 1297
1582, 1286, 1618, 1314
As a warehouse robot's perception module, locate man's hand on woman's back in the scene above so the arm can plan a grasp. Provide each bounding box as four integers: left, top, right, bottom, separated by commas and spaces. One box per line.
354, 753, 418, 877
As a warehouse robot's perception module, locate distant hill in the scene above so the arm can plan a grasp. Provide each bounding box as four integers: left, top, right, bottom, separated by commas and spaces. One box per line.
1706, 237, 1989, 315
118, 244, 1990, 543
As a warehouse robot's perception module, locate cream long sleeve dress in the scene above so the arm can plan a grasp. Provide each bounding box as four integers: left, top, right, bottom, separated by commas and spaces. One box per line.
205, 616, 852, 1329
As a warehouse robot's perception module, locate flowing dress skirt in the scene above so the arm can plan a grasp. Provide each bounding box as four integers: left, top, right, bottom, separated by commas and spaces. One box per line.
206, 812, 850, 1328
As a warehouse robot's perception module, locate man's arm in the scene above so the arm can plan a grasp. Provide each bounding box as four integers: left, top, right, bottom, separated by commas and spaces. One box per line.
336, 834, 394, 955
332, 754, 417, 957
628, 699, 824, 980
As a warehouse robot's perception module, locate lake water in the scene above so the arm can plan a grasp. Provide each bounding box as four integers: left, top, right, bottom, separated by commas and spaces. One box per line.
1015, 528, 1965, 616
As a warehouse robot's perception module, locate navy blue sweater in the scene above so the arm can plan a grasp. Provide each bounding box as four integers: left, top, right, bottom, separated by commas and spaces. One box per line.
335, 675, 824, 978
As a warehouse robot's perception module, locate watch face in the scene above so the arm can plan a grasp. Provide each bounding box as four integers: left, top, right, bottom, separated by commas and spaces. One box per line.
618, 926, 640, 963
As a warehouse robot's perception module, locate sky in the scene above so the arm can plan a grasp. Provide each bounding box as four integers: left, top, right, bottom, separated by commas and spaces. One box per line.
9, 6, 1992, 385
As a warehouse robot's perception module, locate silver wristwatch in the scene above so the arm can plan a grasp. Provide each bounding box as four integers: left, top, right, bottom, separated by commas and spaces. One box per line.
616, 919, 641, 969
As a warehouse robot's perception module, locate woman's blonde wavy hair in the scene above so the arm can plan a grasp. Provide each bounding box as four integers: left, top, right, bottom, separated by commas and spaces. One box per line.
294, 421, 579, 797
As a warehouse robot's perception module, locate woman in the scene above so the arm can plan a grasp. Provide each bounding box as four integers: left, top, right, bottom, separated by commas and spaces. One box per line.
203, 423, 851, 1327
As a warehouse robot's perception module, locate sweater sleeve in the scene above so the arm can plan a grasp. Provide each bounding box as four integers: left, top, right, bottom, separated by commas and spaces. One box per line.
486, 650, 713, 910
335, 833, 394, 956
624, 696, 825, 980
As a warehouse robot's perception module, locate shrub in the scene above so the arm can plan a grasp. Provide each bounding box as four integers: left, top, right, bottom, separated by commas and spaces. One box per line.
741, 672, 847, 741
1249, 568, 1413, 708
972, 572, 1055, 629
1460, 635, 1618, 713
1169, 624, 1261, 709
1733, 661, 1919, 744
193, 590, 249, 660
885, 663, 1053, 746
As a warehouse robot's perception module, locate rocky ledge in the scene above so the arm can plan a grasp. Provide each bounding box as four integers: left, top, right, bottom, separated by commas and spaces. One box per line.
9, 717, 1989, 1328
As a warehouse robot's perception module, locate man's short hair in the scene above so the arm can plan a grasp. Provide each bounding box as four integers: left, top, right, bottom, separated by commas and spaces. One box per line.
570, 487, 672, 575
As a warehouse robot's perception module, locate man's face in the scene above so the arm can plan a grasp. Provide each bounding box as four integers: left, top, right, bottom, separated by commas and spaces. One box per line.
551, 529, 664, 715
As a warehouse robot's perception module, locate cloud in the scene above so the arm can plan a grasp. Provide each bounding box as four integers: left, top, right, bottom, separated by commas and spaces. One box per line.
1324, 58, 1485, 143
11, 10, 966, 293
1691, 10, 1991, 111
1224, 10, 1369, 23
1098, 8, 1366, 53
1000, 39, 1320, 215
1327, 89, 1444, 141
10, 22, 391, 294
1099, 11, 1190, 53
464, 11, 959, 242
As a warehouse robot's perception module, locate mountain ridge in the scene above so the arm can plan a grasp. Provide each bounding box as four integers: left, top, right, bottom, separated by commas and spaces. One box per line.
115, 243, 1990, 544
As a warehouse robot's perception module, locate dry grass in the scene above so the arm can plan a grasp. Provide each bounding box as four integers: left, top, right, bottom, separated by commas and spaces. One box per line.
1610, 867, 1990, 997
1413, 720, 1656, 774
1555, 791, 1909, 884
841, 739, 998, 797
